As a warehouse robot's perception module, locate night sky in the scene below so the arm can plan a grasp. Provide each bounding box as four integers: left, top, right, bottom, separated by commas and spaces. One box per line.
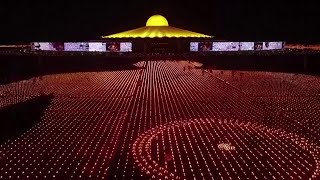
0, 0, 319, 44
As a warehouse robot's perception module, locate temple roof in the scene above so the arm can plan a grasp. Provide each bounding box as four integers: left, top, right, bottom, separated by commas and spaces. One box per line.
102, 15, 212, 39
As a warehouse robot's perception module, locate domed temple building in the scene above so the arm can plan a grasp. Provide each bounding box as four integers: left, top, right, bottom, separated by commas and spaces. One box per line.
101, 15, 213, 53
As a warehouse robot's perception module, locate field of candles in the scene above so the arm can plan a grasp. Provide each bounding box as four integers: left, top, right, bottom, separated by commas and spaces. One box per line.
0, 60, 319, 179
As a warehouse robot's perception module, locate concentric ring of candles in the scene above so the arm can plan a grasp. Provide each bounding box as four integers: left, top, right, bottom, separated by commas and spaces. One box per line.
133, 118, 319, 180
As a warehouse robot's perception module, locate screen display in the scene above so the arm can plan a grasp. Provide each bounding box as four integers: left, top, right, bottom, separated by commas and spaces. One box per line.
106, 42, 120, 52
212, 42, 239, 51
263, 42, 283, 50
254, 42, 263, 50
89, 42, 106, 52
31, 42, 133, 52
120, 42, 132, 52
198, 42, 213, 51
31, 42, 64, 51
239, 42, 255, 51
49, 42, 65, 51
190, 42, 199, 52
64, 42, 89, 51
31, 42, 51, 50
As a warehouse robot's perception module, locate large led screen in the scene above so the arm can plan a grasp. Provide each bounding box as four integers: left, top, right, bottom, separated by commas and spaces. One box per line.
190, 42, 199, 52
32, 42, 133, 52
31, 42, 51, 51
198, 42, 213, 51
239, 42, 255, 51
263, 42, 283, 50
254, 42, 263, 50
212, 42, 240, 51
50, 42, 65, 51
120, 42, 132, 52
106, 42, 120, 52
31, 42, 64, 51
64, 42, 89, 51
89, 42, 106, 52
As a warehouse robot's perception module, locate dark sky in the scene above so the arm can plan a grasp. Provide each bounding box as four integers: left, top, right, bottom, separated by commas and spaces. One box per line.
0, 0, 319, 44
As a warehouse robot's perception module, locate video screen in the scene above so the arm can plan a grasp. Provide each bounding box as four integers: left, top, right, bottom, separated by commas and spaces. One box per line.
254, 42, 263, 50
64, 42, 89, 51
49, 42, 65, 51
239, 42, 255, 51
31, 42, 51, 51
120, 42, 132, 52
263, 42, 283, 50
212, 42, 239, 51
31, 42, 64, 51
106, 42, 120, 52
198, 42, 213, 51
89, 42, 107, 52
190, 42, 199, 52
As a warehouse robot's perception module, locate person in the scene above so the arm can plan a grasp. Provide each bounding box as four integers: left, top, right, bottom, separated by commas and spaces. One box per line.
165, 151, 173, 162
240, 72, 244, 80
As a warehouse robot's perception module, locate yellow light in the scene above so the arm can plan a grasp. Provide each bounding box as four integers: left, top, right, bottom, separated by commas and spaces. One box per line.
102, 14, 212, 39
146, 15, 169, 27
103, 26, 212, 38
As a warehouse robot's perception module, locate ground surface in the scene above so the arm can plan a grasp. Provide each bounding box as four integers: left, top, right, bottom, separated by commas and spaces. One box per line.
0, 60, 319, 179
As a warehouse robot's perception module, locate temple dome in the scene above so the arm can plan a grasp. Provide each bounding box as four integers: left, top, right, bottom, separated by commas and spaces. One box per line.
146, 15, 169, 27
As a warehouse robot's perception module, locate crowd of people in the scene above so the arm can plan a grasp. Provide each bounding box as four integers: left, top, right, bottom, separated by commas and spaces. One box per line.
0, 60, 319, 179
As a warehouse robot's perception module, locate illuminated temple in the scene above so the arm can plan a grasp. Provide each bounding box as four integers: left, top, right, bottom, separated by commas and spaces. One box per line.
102, 15, 213, 52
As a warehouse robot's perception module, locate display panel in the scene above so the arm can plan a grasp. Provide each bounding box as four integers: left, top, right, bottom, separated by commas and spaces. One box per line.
89, 42, 106, 52
31, 41, 284, 52
198, 42, 213, 51
50, 42, 65, 51
254, 42, 263, 50
31, 42, 133, 52
120, 42, 132, 52
105, 42, 120, 52
239, 42, 255, 51
190, 42, 199, 52
31, 42, 51, 51
31, 42, 64, 51
64, 42, 89, 51
212, 42, 239, 51
263, 42, 283, 50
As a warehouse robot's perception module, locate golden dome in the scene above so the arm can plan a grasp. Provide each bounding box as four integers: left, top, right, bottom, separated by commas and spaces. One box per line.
103, 14, 212, 38
146, 15, 169, 27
